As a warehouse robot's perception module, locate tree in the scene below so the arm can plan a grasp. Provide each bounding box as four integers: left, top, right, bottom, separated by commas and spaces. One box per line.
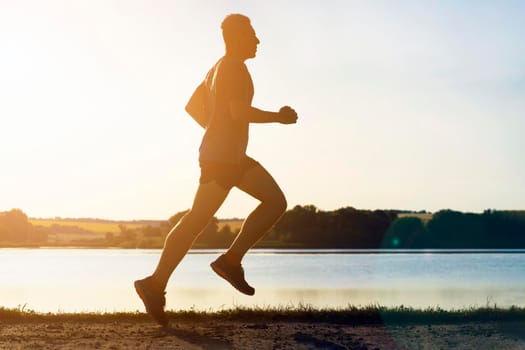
0, 209, 47, 245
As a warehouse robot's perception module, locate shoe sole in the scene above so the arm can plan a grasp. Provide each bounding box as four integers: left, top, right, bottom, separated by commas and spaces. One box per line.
210, 262, 255, 296
134, 281, 169, 327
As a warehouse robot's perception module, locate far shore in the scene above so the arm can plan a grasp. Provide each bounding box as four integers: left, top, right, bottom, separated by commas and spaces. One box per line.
2, 246, 525, 254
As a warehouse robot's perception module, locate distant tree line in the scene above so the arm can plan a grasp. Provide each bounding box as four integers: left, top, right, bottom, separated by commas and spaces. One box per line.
268, 205, 397, 248
382, 209, 525, 249
0, 209, 47, 245
2, 207, 525, 249
269, 206, 525, 249
67, 207, 525, 249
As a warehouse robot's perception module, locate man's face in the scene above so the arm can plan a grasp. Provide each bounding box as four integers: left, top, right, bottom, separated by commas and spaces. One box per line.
238, 24, 260, 59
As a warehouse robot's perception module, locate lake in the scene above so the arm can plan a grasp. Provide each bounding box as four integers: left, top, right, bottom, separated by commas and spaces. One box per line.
0, 249, 524, 312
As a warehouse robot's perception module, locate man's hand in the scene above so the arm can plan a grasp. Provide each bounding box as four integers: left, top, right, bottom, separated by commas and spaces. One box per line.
277, 106, 298, 124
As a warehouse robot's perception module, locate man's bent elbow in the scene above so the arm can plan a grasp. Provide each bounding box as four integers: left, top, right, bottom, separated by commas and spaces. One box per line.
185, 104, 194, 116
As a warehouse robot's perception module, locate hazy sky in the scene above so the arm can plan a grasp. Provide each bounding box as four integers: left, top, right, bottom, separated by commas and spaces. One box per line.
1, 1, 524, 220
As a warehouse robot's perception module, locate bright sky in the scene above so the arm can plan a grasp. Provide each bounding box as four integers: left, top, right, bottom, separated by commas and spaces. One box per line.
1, 1, 524, 220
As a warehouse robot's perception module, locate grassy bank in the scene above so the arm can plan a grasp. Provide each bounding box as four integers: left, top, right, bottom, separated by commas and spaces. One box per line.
2, 305, 524, 325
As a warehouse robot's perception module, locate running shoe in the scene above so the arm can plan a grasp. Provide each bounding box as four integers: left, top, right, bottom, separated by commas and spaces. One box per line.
210, 254, 255, 296
134, 276, 168, 327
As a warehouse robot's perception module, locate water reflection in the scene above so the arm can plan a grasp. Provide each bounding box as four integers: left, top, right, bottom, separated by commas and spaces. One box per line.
2, 286, 522, 313
168, 287, 525, 311
0, 249, 524, 312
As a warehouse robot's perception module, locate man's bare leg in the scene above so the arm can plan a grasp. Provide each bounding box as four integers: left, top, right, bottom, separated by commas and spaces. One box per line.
209, 163, 286, 295
151, 182, 230, 290
223, 163, 287, 265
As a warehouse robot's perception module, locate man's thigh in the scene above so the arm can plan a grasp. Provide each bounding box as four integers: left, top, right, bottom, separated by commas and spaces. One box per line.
190, 181, 230, 218
236, 162, 284, 202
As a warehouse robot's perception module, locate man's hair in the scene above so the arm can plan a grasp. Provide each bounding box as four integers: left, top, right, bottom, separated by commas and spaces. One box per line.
221, 14, 251, 45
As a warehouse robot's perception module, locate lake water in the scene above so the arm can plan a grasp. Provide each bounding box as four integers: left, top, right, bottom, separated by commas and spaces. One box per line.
0, 249, 524, 312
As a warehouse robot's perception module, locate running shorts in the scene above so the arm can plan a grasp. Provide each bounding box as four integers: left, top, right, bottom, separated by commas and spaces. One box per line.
199, 156, 259, 190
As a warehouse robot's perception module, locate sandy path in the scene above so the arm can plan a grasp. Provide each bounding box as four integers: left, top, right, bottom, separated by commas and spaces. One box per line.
1, 319, 524, 349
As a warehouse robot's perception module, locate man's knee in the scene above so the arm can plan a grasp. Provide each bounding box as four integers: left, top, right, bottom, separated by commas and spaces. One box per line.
168, 210, 210, 240
183, 209, 215, 230
269, 190, 287, 215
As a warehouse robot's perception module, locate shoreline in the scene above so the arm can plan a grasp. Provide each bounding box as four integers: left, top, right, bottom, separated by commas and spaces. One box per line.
1, 307, 524, 349
3, 305, 524, 323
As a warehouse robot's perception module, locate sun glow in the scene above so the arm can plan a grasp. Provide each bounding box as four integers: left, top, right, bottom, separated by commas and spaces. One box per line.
1, 1, 524, 220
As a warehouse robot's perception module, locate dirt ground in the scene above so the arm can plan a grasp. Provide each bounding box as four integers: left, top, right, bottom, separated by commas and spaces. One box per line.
1, 319, 525, 349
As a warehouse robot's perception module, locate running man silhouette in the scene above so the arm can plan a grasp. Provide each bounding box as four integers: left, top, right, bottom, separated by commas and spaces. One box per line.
134, 14, 298, 326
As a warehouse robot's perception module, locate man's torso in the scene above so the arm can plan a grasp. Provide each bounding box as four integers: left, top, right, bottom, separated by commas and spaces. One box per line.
199, 56, 254, 164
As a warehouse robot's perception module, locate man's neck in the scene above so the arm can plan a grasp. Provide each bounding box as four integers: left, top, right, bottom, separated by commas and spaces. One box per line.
225, 50, 247, 62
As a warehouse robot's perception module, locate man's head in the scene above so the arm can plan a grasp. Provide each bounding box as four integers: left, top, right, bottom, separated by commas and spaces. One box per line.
221, 14, 259, 60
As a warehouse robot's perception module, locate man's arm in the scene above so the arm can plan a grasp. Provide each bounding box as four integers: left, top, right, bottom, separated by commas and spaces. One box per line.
221, 61, 297, 125
185, 82, 208, 129
230, 100, 298, 124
